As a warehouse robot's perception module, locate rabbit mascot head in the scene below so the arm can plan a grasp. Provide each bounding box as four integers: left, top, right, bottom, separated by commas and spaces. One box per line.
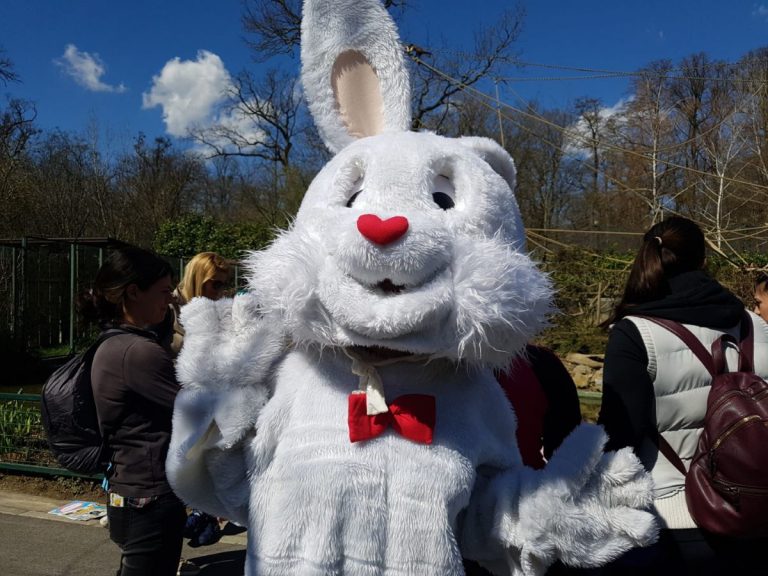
168, 2, 658, 575
246, 0, 553, 367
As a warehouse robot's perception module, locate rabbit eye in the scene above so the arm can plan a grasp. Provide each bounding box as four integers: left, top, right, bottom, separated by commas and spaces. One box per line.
346, 175, 364, 207
346, 190, 362, 208
432, 174, 455, 210
432, 192, 455, 210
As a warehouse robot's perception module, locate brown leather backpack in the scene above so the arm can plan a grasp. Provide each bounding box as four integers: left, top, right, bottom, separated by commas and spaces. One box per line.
643, 312, 768, 538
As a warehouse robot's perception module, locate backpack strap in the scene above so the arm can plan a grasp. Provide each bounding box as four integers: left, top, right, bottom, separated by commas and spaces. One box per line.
637, 316, 717, 377
81, 328, 128, 365
635, 315, 715, 478
84, 327, 129, 471
708, 311, 755, 375
84, 328, 131, 397
654, 433, 688, 477
737, 310, 755, 372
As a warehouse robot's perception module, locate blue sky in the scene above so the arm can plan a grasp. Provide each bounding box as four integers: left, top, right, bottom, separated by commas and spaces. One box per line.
2, 0, 768, 150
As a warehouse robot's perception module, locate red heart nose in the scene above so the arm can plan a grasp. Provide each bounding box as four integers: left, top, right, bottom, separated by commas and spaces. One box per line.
357, 214, 409, 245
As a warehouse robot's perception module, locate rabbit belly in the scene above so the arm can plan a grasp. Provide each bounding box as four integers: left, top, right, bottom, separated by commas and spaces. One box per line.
242, 352, 499, 575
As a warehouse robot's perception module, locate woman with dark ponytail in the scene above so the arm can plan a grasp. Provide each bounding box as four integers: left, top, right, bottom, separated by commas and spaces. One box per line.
83, 246, 189, 576
598, 216, 768, 575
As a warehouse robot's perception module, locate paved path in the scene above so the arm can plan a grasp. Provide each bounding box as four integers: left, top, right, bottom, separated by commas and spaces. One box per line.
0, 490, 246, 575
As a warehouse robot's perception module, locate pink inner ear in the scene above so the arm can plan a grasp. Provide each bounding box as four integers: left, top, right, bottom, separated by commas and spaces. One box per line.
332, 51, 384, 139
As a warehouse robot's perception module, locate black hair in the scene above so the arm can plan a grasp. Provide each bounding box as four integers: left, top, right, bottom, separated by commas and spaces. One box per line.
78, 246, 172, 326
609, 216, 706, 323
755, 271, 768, 293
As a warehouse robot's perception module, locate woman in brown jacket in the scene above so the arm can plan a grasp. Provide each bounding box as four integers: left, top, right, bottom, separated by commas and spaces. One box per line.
81, 246, 185, 576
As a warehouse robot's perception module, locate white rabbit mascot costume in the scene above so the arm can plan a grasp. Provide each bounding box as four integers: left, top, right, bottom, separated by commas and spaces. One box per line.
167, 1, 658, 574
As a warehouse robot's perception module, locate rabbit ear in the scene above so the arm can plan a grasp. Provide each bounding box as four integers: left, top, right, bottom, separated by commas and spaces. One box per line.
459, 137, 517, 192
460, 136, 527, 249
301, 0, 411, 153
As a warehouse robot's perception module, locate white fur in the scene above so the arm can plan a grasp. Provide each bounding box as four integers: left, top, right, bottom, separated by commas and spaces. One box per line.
246, 132, 551, 369
176, 293, 285, 391
167, 1, 658, 574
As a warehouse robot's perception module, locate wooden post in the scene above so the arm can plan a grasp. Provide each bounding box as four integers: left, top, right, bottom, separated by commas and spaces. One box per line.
594, 281, 603, 326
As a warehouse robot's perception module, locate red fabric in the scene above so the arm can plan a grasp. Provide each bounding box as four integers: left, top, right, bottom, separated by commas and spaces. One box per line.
496, 357, 549, 469
357, 214, 409, 245
348, 393, 435, 444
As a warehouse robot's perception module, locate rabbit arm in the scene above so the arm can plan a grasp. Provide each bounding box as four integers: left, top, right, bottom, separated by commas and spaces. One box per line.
168, 292, 285, 523
462, 424, 659, 576
167, 387, 256, 525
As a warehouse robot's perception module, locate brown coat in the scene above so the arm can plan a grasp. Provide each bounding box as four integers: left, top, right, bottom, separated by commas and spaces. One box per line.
92, 327, 180, 498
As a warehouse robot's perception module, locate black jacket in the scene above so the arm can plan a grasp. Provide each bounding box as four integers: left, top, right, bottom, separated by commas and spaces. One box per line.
91, 326, 180, 498
598, 270, 744, 452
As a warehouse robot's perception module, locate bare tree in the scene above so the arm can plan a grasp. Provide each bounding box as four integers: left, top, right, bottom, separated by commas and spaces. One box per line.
616, 61, 680, 224
574, 98, 605, 197
242, 0, 407, 60
407, 7, 524, 133
238, 0, 523, 137
80, 118, 124, 238
0, 99, 37, 237
0, 47, 19, 85
115, 135, 204, 246
508, 104, 580, 230
0, 99, 36, 194
667, 52, 721, 214
693, 63, 748, 249
199, 155, 241, 218
26, 131, 101, 238
190, 69, 304, 168
739, 48, 768, 188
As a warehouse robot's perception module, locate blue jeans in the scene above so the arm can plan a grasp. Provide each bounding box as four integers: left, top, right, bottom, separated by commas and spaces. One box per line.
107, 491, 187, 576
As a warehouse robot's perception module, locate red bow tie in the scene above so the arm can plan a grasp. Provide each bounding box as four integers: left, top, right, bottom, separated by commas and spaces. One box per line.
348, 393, 436, 445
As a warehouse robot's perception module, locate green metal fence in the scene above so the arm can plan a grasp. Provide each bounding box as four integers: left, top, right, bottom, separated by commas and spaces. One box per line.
1, 237, 244, 363
0, 392, 100, 479
0, 237, 129, 356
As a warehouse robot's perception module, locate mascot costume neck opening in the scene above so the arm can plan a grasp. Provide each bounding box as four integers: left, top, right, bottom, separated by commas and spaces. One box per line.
167, 1, 658, 574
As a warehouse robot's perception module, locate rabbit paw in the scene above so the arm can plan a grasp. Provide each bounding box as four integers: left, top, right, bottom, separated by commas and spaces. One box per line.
177, 292, 285, 392
515, 424, 658, 575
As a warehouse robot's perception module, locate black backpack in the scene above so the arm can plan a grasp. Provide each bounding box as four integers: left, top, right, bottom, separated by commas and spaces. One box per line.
40, 329, 125, 474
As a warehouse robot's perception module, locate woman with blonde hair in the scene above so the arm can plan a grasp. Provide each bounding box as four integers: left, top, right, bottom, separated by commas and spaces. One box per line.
169, 252, 233, 567
168, 252, 231, 356
177, 252, 231, 303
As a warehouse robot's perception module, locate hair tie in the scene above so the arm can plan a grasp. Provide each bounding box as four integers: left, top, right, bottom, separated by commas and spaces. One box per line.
653, 236, 663, 246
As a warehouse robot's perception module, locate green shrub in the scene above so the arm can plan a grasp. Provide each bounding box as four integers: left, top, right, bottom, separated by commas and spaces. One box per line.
534, 248, 766, 355
0, 397, 41, 457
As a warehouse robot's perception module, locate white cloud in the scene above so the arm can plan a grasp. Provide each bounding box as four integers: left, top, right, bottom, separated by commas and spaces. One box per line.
753, 4, 768, 21
55, 44, 126, 93
142, 50, 232, 137
564, 98, 632, 157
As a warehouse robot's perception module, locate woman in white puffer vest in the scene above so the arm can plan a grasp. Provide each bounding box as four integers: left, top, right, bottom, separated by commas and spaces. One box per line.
598, 216, 768, 576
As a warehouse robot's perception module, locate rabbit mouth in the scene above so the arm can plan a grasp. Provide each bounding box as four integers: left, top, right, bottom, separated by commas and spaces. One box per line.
373, 279, 405, 294
316, 264, 453, 340
363, 265, 447, 296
